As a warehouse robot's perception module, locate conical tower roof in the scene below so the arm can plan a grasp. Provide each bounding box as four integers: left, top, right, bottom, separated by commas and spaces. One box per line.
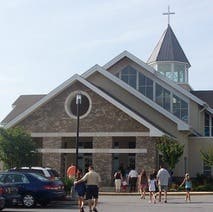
147, 24, 191, 67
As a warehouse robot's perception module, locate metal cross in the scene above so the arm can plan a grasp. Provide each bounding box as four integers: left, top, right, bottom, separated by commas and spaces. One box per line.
163, 6, 175, 25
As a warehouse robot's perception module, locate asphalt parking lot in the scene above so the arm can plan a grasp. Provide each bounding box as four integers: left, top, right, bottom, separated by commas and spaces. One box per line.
3, 194, 213, 212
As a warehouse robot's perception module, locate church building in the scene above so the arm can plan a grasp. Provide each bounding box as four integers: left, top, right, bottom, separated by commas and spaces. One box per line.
1, 18, 213, 185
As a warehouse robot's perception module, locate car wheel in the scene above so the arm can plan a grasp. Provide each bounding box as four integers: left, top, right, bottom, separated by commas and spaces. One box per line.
22, 194, 36, 208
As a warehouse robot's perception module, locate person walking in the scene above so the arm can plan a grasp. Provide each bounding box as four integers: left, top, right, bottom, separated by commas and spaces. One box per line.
148, 173, 156, 204
128, 167, 138, 192
74, 169, 86, 212
157, 165, 170, 203
179, 173, 192, 202
138, 169, 148, 199
74, 165, 101, 212
114, 169, 123, 192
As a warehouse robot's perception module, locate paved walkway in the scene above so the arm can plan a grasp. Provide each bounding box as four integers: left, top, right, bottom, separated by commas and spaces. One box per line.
68, 193, 213, 212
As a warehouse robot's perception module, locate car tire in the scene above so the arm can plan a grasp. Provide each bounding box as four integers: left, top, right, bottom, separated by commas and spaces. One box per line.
22, 193, 36, 208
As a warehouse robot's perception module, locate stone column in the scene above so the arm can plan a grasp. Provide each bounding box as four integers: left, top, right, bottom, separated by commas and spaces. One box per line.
42, 137, 62, 175
93, 137, 112, 186
136, 137, 157, 175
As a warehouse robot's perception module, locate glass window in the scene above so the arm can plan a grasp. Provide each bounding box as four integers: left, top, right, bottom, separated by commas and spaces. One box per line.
212, 117, 213, 136
155, 84, 171, 111
173, 95, 188, 122
204, 113, 210, 136
121, 66, 137, 89
174, 63, 185, 82
138, 73, 153, 100
158, 63, 173, 80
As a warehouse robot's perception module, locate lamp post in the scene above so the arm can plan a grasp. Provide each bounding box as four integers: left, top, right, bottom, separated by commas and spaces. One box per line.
75, 93, 82, 178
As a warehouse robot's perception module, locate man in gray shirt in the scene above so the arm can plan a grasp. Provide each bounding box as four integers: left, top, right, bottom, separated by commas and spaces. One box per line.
157, 165, 170, 203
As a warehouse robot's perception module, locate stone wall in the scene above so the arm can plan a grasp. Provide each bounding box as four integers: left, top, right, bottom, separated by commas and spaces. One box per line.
93, 137, 112, 186
42, 137, 62, 174
136, 136, 158, 175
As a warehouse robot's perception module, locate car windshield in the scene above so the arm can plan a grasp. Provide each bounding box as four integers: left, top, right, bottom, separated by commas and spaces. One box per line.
30, 173, 49, 181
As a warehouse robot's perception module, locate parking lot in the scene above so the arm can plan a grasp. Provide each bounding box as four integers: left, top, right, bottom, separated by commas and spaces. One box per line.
4, 194, 213, 212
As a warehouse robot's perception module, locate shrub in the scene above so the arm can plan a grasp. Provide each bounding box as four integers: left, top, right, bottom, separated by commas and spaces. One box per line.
61, 177, 75, 195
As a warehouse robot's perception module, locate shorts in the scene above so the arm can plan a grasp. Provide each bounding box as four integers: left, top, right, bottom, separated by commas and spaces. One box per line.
75, 182, 86, 197
86, 185, 99, 200
158, 185, 168, 191
186, 188, 191, 191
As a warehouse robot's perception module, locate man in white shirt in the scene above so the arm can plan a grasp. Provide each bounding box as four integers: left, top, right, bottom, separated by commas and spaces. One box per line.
157, 165, 170, 203
128, 167, 138, 192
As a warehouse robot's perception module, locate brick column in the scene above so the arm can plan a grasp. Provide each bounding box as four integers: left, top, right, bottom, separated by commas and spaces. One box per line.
93, 137, 112, 186
42, 137, 62, 175
136, 137, 157, 175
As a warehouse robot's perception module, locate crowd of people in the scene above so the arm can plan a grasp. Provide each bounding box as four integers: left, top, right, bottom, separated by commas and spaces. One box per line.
67, 164, 192, 212
113, 165, 192, 204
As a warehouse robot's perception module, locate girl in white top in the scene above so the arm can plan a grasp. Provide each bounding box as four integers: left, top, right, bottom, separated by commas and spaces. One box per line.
148, 173, 156, 203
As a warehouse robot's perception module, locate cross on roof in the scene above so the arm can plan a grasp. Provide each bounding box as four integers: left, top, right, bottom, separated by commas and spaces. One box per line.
163, 6, 175, 25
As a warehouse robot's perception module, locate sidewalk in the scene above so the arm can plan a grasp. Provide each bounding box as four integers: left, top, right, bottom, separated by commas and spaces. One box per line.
99, 191, 213, 196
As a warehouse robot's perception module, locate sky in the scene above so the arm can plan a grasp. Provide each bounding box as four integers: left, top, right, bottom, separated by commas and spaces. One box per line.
0, 0, 212, 122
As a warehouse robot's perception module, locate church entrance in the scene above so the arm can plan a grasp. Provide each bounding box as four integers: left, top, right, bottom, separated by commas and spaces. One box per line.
112, 137, 136, 178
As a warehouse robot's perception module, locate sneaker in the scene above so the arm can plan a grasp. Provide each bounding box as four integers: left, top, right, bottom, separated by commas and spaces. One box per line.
164, 200, 167, 203
93, 208, 98, 212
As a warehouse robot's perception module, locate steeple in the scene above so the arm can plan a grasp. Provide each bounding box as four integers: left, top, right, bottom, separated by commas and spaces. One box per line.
147, 8, 191, 90
147, 24, 190, 66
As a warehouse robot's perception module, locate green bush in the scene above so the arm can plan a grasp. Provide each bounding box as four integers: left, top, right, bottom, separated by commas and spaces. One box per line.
61, 177, 75, 195
194, 184, 213, 191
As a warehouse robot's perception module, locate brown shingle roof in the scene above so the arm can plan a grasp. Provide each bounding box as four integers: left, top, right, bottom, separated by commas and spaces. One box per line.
1, 94, 45, 124
191, 90, 213, 108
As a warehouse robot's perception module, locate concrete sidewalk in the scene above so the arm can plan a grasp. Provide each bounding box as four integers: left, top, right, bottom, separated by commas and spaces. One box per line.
99, 191, 213, 196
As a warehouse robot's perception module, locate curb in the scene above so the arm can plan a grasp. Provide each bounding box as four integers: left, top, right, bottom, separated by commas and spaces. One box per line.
99, 191, 213, 196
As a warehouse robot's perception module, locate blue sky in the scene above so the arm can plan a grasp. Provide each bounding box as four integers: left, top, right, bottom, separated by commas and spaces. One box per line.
0, 0, 212, 122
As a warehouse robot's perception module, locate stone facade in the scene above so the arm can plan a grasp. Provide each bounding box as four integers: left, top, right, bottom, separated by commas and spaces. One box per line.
136, 137, 158, 174
93, 137, 112, 185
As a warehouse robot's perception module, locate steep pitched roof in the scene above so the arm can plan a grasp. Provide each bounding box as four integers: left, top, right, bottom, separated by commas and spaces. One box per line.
191, 90, 213, 108
147, 24, 191, 66
2, 73, 163, 137
1, 95, 45, 124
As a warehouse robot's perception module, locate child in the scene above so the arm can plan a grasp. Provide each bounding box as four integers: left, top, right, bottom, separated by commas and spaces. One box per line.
74, 169, 86, 212
121, 179, 128, 192
148, 173, 156, 203
138, 169, 148, 199
179, 173, 192, 202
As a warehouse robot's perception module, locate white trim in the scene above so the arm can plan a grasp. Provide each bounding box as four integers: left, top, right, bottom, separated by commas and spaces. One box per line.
77, 77, 164, 136
5, 74, 80, 128
38, 148, 147, 154
64, 90, 92, 119
31, 132, 150, 137
101, 51, 212, 114
84, 64, 189, 130
6, 73, 163, 136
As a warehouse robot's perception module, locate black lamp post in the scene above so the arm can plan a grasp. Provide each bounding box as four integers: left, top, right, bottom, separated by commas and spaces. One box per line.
75, 93, 82, 178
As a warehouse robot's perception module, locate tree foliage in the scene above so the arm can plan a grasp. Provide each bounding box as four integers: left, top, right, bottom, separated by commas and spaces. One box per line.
0, 127, 37, 169
200, 147, 213, 167
156, 135, 184, 170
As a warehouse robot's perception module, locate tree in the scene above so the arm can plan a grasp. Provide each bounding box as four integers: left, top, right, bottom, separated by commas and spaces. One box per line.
0, 127, 37, 169
200, 147, 213, 167
156, 135, 184, 170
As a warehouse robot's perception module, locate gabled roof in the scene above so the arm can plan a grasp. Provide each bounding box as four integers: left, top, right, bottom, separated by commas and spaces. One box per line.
191, 90, 213, 108
147, 24, 191, 67
1, 95, 45, 124
2, 73, 164, 137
